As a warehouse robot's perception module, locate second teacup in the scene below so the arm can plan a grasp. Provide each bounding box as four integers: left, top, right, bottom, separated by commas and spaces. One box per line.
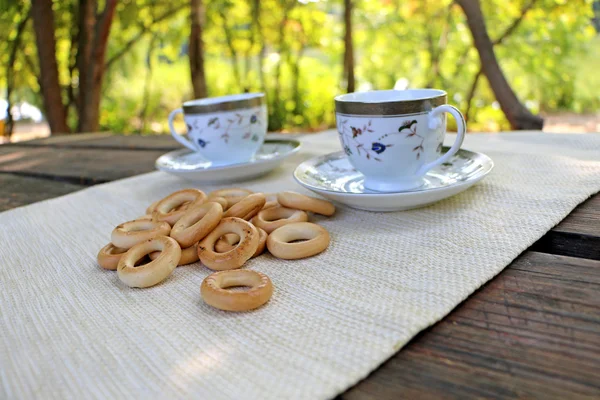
168, 93, 267, 166
334, 89, 466, 192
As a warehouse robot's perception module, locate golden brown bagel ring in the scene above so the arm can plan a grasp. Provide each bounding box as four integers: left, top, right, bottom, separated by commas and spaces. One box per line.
147, 199, 188, 215
223, 193, 265, 220
150, 242, 199, 266
153, 189, 207, 225
208, 188, 253, 209
262, 193, 279, 210
214, 233, 239, 253
97, 243, 128, 270
208, 196, 228, 210
252, 206, 308, 234
173, 201, 191, 211
215, 228, 267, 258
146, 199, 160, 214
170, 202, 223, 248
267, 222, 330, 260
117, 236, 181, 288
277, 191, 335, 216
253, 227, 268, 258
111, 219, 171, 249
201, 270, 273, 312
198, 217, 259, 270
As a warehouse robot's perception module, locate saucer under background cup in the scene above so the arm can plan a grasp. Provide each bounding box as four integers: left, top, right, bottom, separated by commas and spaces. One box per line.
156, 139, 301, 182
293, 147, 493, 212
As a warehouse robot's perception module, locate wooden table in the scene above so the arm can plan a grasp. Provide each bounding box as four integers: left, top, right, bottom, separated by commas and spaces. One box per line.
2, 133, 599, 399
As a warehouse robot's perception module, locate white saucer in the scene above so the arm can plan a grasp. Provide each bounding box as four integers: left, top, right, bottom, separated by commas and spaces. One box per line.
156, 139, 301, 182
293, 147, 493, 212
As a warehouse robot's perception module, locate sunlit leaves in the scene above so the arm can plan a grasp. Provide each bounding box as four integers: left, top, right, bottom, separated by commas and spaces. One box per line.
0, 0, 598, 133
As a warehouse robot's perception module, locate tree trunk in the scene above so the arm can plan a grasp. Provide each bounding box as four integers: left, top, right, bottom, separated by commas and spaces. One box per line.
4, 10, 30, 139
465, 67, 483, 122
31, 0, 70, 134
76, 0, 95, 130
592, 0, 600, 33
244, 5, 255, 90
456, 0, 543, 130
139, 35, 158, 133
252, 0, 266, 93
79, 0, 117, 133
219, 8, 243, 91
189, 0, 207, 99
273, 6, 287, 117
343, 0, 355, 93
291, 45, 305, 117
425, 3, 453, 88
65, 1, 80, 121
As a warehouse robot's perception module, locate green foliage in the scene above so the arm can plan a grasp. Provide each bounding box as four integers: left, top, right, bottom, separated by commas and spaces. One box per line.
0, 0, 598, 133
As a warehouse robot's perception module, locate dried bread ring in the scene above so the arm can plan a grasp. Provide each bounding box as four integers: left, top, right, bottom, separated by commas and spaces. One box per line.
153, 189, 207, 225
97, 243, 128, 270
208, 188, 253, 209
146, 199, 160, 214
198, 217, 259, 270
253, 227, 268, 258
215, 227, 267, 258
277, 191, 335, 216
262, 193, 279, 210
117, 236, 181, 288
146, 197, 190, 215
252, 206, 308, 234
150, 242, 199, 266
201, 270, 273, 312
267, 222, 330, 260
173, 201, 192, 212
170, 202, 223, 248
214, 233, 239, 253
208, 196, 228, 210
111, 219, 171, 249
223, 193, 266, 220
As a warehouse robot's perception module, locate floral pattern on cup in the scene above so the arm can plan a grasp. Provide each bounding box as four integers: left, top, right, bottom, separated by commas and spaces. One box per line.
186, 111, 264, 148
339, 118, 438, 161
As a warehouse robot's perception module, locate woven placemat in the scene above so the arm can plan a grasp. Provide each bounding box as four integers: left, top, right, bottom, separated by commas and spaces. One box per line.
1, 131, 599, 399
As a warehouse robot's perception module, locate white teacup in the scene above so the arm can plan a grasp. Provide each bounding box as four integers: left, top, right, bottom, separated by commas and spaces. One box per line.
334, 89, 466, 192
168, 93, 268, 165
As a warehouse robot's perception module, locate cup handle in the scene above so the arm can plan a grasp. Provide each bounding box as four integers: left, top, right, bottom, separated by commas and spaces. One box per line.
417, 104, 466, 176
168, 108, 196, 151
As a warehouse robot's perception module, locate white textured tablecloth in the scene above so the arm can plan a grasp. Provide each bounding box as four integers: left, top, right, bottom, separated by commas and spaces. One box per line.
1, 131, 599, 399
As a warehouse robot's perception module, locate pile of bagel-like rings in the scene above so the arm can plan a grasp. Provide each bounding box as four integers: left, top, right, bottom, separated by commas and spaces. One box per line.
97, 188, 335, 312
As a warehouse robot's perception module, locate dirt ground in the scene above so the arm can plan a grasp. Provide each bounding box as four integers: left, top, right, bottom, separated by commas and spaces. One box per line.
2, 113, 599, 143
541, 112, 600, 133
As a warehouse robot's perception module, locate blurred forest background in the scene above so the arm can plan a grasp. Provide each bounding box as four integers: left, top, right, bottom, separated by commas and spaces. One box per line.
1, 0, 599, 141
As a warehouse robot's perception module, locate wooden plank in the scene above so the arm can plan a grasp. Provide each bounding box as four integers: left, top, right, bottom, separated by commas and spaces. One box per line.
531, 231, 600, 261
9, 133, 180, 151
9, 132, 114, 145
341, 252, 600, 399
554, 195, 600, 237
530, 193, 600, 261
0, 146, 162, 183
0, 173, 84, 212
8, 132, 305, 151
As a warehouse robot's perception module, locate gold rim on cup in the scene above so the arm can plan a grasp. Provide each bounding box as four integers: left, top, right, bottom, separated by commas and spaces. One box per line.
183, 93, 265, 115
334, 89, 447, 116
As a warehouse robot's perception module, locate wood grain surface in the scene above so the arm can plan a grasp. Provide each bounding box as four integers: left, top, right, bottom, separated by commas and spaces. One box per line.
340, 252, 600, 400
0, 145, 165, 183
0, 173, 85, 211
